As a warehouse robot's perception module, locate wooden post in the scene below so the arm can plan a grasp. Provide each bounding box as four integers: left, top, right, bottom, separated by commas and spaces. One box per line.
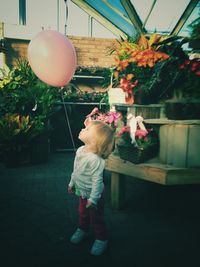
111, 172, 126, 209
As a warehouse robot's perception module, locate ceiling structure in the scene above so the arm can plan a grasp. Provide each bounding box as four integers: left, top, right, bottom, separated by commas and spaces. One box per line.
71, 0, 200, 38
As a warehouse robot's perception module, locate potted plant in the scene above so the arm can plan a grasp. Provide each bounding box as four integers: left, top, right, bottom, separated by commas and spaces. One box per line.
0, 113, 34, 167
0, 60, 61, 164
115, 114, 159, 164
108, 33, 172, 105
164, 56, 200, 119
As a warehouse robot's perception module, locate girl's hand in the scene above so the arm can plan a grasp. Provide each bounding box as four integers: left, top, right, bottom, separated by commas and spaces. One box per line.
68, 186, 75, 194
86, 200, 97, 209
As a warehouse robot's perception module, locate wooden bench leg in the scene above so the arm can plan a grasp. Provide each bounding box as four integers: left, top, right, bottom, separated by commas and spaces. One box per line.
111, 172, 126, 209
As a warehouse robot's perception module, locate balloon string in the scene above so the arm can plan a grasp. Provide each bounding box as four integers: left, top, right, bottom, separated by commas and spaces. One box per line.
64, 0, 68, 35
60, 87, 76, 151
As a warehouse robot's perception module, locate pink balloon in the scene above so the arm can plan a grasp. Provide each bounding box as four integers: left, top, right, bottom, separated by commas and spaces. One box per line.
28, 30, 77, 87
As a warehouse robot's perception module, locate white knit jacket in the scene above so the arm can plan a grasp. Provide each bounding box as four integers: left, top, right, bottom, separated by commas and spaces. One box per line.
68, 146, 105, 205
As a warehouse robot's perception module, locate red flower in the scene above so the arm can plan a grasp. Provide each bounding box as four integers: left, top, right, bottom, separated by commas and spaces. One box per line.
195, 70, 200, 76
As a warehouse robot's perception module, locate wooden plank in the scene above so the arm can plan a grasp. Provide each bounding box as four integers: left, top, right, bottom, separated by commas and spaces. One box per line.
166, 169, 200, 185
144, 118, 200, 125
106, 154, 200, 209
187, 126, 200, 168
159, 124, 168, 163
173, 125, 189, 167
105, 154, 200, 185
106, 154, 167, 185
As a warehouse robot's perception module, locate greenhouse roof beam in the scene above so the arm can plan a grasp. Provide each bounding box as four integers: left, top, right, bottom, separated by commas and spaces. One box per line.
71, 0, 144, 38
71, 0, 128, 38
71, 0, 199, 38
120, 0, 146, 34
171, 0, 199, 36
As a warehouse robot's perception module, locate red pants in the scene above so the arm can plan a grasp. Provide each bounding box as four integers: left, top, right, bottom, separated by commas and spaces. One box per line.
78, 188, 107, 240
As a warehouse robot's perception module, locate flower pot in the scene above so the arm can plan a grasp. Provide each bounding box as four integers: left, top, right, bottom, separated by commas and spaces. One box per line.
117, 143, 159, 164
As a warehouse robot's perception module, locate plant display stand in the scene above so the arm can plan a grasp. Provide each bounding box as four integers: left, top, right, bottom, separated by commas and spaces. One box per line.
145, 118, 200, 168
159, 121, 200, 168
115, 104, 165, 119
105, 154, 200, 209
106, 118, 200, 209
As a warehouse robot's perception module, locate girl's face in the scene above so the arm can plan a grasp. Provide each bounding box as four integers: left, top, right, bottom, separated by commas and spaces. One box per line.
78, 125, 96, 145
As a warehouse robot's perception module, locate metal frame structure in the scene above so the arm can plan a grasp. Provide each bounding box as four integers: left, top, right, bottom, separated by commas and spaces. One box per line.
71, 0, 199, 38
171, 0, 199, 35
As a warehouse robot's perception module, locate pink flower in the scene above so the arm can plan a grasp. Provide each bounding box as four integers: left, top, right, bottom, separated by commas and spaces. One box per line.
116, 126, 130, 137
135, 129, 148, 139
85, 108, 122, 129
106, 111, 122, 124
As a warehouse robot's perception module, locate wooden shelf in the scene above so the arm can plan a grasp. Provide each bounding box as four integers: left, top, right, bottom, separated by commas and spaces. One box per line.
72, 75, 104, 79
105, 154, 200, 209
106, 154, 200, 185
144, 118, 200, 125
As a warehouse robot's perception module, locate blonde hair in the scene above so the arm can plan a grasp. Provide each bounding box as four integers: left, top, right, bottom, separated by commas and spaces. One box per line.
88, 120, 115, 159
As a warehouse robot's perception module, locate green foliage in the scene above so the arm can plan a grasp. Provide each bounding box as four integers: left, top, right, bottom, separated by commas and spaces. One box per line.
0, 60, 61, 118
62, 83, 108, 103
0, 60, 61, 151
188, 17, 200, 40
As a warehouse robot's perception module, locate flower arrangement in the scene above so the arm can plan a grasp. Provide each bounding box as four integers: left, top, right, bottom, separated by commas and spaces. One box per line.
115, 114, 159, 163
84, 108, 159, 163
177, 58, 200, 99
163, 56, 200, 119
109, 30, 200, 106
116, 115, 157, 148
116, 125, 157, 149
110, 34, 170, 105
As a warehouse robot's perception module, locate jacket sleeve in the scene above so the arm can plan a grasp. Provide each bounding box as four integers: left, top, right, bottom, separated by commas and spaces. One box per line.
68, 173, 75, 188
87, 157, 105, 205
68, 146, 83, 187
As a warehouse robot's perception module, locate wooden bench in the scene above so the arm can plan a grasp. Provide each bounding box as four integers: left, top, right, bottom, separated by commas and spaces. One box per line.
105, 154, 200, 209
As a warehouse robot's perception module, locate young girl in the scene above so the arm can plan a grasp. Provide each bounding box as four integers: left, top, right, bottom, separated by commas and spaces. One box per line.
68, 120, 115, 256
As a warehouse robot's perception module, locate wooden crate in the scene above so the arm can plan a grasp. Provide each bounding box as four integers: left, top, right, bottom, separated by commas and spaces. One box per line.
115, 104, 165, 119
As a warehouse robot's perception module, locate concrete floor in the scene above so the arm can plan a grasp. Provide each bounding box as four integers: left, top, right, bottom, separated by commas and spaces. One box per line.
0, 152, 200, 267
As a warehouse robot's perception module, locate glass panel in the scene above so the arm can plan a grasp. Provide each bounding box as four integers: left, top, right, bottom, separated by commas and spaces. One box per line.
85, 0, 137, 36
179, 1, 200, 37
0, 0, 18, 24
130, 0, 191, 34
26, 0, 57, 30
92, 19, 117, 38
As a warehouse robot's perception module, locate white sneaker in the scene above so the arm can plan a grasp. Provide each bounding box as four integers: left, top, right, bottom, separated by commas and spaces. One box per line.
70, 228, 88, 244
90, 239, 108, 256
